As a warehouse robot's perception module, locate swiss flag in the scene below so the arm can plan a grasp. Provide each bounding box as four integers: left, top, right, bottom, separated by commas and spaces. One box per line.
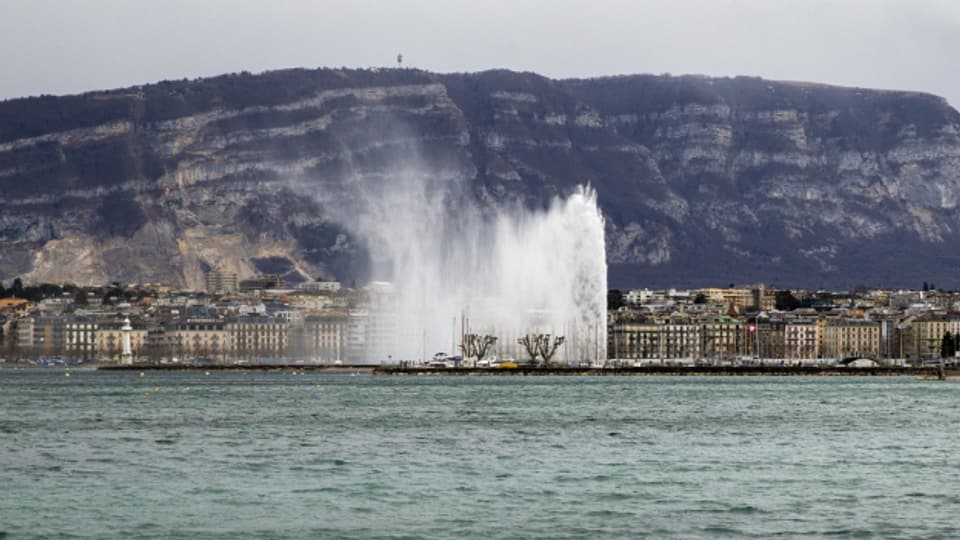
749, 324, 757, 333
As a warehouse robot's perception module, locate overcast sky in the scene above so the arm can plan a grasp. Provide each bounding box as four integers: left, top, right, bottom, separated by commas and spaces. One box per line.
2, 0, 959, 108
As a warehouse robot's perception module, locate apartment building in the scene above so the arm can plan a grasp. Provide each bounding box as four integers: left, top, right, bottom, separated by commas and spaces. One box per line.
822, 319, 880, 359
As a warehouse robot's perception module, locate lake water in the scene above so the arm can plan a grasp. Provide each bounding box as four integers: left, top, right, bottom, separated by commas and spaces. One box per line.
1, 370, 959, 539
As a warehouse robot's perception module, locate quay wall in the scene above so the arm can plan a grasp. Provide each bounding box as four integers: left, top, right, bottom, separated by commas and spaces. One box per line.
98, 364, 375, 372
373, 366, 946, 377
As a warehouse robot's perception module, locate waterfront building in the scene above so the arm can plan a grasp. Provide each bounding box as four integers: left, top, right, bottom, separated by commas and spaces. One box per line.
226, 316, 288, 360
345, 310, 368, 363
365, 307, 398, 363
659, 319, 702, 360
784, 321, 819, 359
350, 283, 400, 363
609, 318, 653, 360
172, 319, 228, 361
699, 316, 744, 361
609, 317, 702, 362
302, 311, 347, 364
144, 326, 175, 361
867, 310, 900, 359
815, 318, 828, 359
760, 319, 786, 359
26, 316, 65, 358
15, 317, 34, 350
822, 319, 881, 359
0, 316, 7, 350
64, 317, 97, 361
902, 314, 960, 361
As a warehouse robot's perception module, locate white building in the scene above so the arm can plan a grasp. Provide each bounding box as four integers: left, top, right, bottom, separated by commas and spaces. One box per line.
297, 281, 341, 292
625, 289, 654, 305
784, 321, 819, 359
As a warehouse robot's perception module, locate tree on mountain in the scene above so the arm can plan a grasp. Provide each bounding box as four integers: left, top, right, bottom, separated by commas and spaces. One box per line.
11, 278, 23, 298
608, 290, 625, 310
922, 281, 929, 292
775, 290, 801, 311
693, 293, 707, 304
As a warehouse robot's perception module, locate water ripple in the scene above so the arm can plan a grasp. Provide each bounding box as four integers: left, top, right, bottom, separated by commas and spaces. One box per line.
1, 371, 958, 538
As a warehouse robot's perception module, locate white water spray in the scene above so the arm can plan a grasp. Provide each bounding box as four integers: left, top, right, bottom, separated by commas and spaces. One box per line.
311, 158, 607, 365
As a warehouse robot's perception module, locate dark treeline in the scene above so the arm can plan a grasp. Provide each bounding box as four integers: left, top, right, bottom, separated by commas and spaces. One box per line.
0, 279, 145, 304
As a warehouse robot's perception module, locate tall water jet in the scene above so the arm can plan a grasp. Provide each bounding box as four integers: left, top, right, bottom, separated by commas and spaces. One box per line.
307, 154, 607, 365
484, 186, 608, 364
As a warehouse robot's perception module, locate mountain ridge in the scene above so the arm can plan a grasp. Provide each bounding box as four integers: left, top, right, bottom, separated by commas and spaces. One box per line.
1, 67, 959, 289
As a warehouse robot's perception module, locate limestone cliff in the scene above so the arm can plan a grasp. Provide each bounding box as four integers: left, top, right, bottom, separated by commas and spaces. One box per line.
1, 68, 959, 289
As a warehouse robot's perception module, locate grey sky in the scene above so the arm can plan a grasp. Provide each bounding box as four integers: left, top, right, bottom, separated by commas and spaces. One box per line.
2, 0, 959, 108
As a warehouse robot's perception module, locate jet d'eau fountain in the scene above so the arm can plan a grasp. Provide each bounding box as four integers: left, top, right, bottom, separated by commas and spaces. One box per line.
306, 154, 607, 366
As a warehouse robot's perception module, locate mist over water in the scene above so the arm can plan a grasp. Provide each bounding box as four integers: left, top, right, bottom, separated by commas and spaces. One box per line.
310, 149, 607, 364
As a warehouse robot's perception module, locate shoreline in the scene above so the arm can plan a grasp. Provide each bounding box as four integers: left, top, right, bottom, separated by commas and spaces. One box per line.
5, 363, 953, 378
373, 366, 954, 377
95, 364, 376, 372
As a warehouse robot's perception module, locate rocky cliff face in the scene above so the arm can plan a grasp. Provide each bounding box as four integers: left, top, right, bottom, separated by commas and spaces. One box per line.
1, 68, 959, 289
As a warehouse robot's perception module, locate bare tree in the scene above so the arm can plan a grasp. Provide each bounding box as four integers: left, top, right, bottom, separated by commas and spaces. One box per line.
537, 334, 566, 366
518, 333, 566, 366
461, 334, 498, 366
518, 334, 540, 365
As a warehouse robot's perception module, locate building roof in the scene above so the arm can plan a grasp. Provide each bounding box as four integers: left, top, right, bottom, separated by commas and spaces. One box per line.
0, 298, 29, 309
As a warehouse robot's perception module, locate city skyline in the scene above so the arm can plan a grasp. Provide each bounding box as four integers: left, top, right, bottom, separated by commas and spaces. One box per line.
4, 275, 960, 367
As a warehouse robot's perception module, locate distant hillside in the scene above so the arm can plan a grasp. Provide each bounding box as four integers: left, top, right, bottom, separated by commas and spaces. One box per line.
1, 67, 959, 289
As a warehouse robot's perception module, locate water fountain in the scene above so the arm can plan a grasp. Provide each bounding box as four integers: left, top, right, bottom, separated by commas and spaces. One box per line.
311, 161, 608, 365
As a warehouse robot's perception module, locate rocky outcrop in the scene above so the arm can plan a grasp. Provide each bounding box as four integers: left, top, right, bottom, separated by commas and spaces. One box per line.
1, 68, 959, 289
